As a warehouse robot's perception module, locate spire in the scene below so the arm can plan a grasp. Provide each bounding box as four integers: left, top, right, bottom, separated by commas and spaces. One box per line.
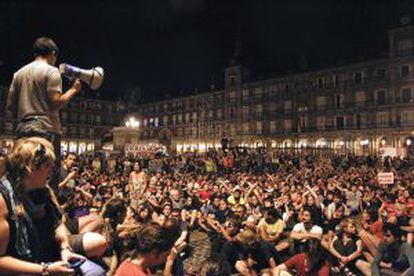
230, 24, 242, 66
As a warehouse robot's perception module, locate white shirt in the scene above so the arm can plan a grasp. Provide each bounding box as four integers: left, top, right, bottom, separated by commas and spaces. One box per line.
292, 222, 323, 242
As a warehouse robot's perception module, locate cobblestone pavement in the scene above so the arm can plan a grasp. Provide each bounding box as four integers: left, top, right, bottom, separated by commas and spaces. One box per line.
183, 229, 212, 275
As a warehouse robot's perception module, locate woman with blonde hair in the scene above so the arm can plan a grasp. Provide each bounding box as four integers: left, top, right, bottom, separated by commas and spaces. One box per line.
0, 137, 83, 274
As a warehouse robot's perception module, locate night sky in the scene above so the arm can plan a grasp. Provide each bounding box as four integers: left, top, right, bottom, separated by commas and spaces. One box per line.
0, 0, 412, 102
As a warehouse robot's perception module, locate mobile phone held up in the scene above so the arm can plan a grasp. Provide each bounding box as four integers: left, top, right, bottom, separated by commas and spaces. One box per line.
69, 259, 86, 269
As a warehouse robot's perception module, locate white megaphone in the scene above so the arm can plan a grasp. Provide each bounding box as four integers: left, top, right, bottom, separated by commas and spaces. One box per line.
59, 63, 104, 90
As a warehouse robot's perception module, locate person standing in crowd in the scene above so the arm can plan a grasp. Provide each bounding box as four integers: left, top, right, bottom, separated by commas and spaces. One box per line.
7, 37, 82, 189
129, 161, 147, 201
0, 137, 83, 274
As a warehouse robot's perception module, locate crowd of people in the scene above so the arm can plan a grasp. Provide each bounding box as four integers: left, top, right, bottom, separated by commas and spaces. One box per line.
1, 138, 413, 276
3, 35, 413, 276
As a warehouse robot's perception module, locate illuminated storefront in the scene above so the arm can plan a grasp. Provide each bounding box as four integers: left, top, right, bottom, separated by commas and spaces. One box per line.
61, 140, 95, 155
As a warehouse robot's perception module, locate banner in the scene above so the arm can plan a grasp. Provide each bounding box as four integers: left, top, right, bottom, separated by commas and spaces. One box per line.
378, 147, 406, 158
378, 172, 394, 185
124, 143, 166, 157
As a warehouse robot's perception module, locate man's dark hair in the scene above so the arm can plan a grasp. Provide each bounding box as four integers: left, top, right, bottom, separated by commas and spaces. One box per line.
210, 194, 221, 202
102, 198, 127, 229
308, 239, 326, 274
302, 206, 314, 223
383, 222, 403, 241
33, 37, 59, 57
129, 220, 181, 257
266, 207, 280, 220
366, 206, 379, 222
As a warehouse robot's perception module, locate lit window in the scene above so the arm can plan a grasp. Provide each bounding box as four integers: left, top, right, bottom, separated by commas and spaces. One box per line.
401, 110, 414, 125
256, 121, 262, 134
284, 101, 292, 111
376, 112, 388, 127
355, 91, 366, 106
270, 121, 276, 133
284, 119, 292, 132
316, 96, 326, 110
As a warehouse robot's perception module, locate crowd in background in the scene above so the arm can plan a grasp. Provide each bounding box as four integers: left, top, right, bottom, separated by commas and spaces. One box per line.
1, 141, 414, 275
55, 145, 414, 275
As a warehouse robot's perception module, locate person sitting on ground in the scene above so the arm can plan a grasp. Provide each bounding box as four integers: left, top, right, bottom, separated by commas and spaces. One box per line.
66, 197, 127, 275
329, 218, 363, 276
356, 222, 414, 276
272, 238, 330, 276
234, 227, 278, 276
115, 219, 186, 276
258, 208, 287, 252
358, 205, 384, 258
199, 256, 232, 276
290, 208, 323, 253
0, 137, 83, 274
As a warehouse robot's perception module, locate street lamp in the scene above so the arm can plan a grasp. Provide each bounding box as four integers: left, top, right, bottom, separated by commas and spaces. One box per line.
125, 117, 140, 128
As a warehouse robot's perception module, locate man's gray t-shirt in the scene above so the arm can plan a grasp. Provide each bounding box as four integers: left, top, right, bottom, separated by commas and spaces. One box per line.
9, 60, 62, 134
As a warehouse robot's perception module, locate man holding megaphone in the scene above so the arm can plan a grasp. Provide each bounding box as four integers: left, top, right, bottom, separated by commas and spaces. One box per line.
6, 36, 82, 190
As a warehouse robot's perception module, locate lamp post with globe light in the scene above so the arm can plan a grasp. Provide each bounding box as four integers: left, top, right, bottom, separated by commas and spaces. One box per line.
125, 116, 140, 128
112, 115, 142, 151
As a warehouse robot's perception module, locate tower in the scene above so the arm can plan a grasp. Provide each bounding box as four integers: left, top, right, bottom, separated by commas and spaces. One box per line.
223, 28, 250, 140
387, 14, 414, 59
224, 32, 250, 89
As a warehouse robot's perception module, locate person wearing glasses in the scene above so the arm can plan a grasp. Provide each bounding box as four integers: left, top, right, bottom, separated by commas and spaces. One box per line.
7, 37, 82, 190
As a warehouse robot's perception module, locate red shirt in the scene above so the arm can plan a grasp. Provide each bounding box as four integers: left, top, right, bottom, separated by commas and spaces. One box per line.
284, 253, 330, 276
225, 156, 233, 168
115, 260, 152, 276
370, 219, 384, 240
384, 202, 397, 218
198, 190, 212, 201
407, 200, 414, 213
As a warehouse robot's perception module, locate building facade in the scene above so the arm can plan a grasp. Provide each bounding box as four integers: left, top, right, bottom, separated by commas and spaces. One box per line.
0, 87, 125, 154
137, 19, 414, 156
